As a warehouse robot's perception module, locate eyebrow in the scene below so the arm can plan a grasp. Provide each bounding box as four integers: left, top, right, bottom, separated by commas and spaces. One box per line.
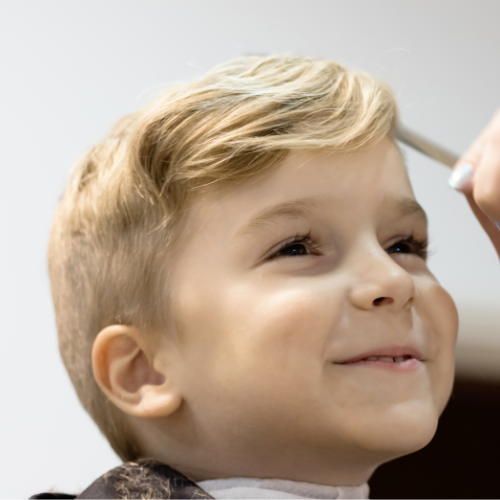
385, 197, 428, 226
234, 196, 428, 239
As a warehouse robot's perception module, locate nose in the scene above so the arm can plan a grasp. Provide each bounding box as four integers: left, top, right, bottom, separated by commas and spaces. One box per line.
348, 239, 416, 312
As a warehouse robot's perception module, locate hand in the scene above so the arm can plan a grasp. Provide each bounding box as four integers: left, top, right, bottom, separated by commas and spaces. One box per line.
448, 109, 500, 260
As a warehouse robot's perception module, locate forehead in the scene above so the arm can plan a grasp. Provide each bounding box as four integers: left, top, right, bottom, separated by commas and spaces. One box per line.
183, 138, 416, 236
269, 138, 410, 197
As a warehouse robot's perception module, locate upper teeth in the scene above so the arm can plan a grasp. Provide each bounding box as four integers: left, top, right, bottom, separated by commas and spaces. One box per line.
365, 356, 410, 362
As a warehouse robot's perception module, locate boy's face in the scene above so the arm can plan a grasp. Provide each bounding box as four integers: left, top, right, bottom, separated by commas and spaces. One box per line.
161, 137, 458, 483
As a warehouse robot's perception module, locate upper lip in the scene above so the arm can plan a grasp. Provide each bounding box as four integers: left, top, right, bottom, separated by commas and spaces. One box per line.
334, 346, 424, 364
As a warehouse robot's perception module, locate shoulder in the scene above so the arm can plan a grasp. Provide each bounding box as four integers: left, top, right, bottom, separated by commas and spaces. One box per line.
30, 458, 214, 499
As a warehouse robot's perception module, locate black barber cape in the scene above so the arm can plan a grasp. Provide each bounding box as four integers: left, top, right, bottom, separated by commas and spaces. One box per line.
30, 458, 215, 499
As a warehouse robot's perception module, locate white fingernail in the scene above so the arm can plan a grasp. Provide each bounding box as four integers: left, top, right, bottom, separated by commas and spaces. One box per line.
496, 221, 500, 231
448, 163, 474, 190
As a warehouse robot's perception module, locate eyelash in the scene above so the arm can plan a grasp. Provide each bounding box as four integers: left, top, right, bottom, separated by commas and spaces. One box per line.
268, 231, 430, 261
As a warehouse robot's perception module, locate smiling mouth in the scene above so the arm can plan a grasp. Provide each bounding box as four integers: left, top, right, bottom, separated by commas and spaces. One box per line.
333, 347, 424, 371
335, 355, 422, 371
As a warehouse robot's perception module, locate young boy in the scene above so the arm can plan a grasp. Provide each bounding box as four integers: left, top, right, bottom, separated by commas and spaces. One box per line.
33, 54, 460, 499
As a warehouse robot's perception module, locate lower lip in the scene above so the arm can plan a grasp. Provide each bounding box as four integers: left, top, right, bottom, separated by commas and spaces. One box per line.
336, 358, 422, 371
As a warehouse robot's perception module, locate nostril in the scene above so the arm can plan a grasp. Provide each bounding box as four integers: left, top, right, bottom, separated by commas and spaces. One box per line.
373, 297, 394, 306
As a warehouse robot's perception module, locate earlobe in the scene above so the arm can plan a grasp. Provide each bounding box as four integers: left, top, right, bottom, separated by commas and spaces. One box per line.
92, 325, 182, 418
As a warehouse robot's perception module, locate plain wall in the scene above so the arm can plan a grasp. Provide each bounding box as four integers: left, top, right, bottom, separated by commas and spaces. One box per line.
1, 1, 499, 497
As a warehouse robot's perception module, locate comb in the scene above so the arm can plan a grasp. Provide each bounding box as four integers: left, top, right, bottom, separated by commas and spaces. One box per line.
395, 124, 459, 169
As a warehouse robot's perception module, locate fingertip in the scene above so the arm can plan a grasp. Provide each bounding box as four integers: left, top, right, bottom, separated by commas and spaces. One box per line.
448, 162, 474, 191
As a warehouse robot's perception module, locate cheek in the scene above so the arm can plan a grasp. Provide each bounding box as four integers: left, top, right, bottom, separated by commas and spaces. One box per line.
218, 281, 346, 426
418, 278, 459, 413
193, 277, 344, 405
225, 281, 340, 370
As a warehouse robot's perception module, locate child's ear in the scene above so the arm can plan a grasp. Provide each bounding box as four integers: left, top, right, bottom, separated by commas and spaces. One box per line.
92, 325, 182, 418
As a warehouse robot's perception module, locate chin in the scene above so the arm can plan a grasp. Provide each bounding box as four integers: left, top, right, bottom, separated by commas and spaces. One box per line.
351, 403, 440, 460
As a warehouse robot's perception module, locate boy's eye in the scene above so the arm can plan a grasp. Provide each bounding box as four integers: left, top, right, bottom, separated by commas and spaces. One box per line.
274, 242, 310, 258
387, 235, 429, 260
268, 231, 320, 260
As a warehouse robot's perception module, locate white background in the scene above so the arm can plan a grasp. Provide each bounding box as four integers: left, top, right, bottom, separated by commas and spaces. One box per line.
1, 1, 499, 497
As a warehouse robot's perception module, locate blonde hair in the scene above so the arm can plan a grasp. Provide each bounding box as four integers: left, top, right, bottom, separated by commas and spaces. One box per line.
48, 54, 399, 462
